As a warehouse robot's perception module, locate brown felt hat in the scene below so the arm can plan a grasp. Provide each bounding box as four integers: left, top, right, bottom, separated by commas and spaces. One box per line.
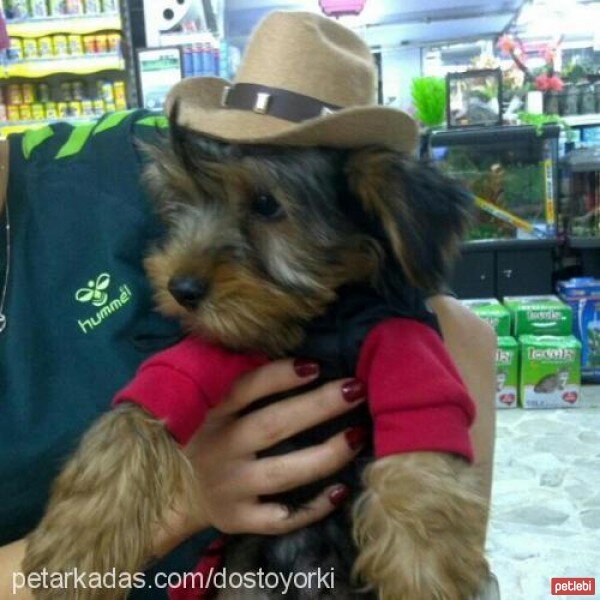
166, 11, 418, 151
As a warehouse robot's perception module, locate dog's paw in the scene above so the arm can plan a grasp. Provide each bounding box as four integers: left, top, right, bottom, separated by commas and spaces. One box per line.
352, 452, 489, 600
23, 404, 194, 600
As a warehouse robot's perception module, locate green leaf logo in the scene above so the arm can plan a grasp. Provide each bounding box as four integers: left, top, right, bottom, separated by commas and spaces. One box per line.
76, 273, 111, 307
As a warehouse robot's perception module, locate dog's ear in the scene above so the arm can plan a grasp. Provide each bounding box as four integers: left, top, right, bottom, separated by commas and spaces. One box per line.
346, 147, 474, 293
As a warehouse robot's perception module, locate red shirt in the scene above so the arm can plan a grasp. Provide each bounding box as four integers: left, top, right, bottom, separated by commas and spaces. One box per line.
114, 318, 475, 461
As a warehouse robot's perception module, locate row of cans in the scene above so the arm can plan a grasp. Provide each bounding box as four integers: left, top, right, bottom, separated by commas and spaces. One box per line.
182, 44, 221, 79
9, 33, 122, 61
0, 97, 125, 122
5, 0, 118, 19
3, 80, 126, 106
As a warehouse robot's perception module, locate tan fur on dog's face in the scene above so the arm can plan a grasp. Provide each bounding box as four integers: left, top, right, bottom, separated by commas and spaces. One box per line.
143, 122, 473, 357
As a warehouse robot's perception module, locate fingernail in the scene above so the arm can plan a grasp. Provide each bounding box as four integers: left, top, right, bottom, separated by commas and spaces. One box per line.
345, 426, 368, 451
342, 379, 366, 402
293, 358, 319, 378
329, 485, 350, 507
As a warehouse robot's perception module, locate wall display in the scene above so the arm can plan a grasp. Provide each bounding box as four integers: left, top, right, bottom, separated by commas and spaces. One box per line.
136, 46, 182, 110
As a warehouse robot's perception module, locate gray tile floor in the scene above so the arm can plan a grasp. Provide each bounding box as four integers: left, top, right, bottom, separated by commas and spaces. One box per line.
488, 387, 600, 599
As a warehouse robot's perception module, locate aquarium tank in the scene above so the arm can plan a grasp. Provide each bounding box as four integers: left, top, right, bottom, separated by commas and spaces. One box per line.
427, 125, 560, 242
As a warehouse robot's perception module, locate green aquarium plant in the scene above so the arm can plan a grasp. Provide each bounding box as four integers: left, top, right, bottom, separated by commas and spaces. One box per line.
411, 77, 446, 127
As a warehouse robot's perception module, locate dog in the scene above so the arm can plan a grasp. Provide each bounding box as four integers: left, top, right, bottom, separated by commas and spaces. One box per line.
24, 10, 490, 600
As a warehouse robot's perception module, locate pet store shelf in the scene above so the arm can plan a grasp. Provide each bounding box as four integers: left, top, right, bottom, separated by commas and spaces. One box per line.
563, 114, 600, 127
6, 14, 121, 37
2, 54, 124, 79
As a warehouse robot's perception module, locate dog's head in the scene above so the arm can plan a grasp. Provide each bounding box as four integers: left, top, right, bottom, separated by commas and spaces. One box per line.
144, 114, 473, 356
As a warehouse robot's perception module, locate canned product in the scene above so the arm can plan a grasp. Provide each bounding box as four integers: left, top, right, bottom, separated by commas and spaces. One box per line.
19, 104, 33, 121
48, 0, 66, 15
5, 0, 30, 19
91, 99, 104, 115
68, 35, 84, 55
23, 38, 39, 60
104, 101, 116, 113
0, 105, 7, 122
84, 0, 102, 13
113, 80, 126, 101
38, 36, 54, 58
57, 102, 68, 118
37, 83, 51, 102
60, 82, 73, 102
94, 35, 108, 54
68, 101, 82, 117
114, 97, 127, 111
53, 35, 69, 56
9, 38, 24, 61
66, 0, 83, 14
7, 85, 23, 105
22, 83, 36, 104
7, 105, 22, 122
81, 100, 94, 116
83, 35, 97, 54
97, 80, 114, 102
45, 102, 58, 119
31, 103, 45, 120
29, 0, 49, 17
101, 0, 117, 12
72, 81, 85, 100
107, 33, 121, 54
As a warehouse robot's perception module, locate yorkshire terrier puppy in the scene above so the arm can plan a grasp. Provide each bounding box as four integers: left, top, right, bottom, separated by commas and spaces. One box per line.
24, 113, 489, 600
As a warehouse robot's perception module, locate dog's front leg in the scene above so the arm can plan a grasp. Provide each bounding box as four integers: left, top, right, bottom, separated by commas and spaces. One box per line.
23, 403, 195, 600
353, 453, 489, 600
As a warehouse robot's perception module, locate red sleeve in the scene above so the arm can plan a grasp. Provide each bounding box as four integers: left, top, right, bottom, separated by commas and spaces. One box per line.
357, 318, 476, 462
113, 336, 268, 445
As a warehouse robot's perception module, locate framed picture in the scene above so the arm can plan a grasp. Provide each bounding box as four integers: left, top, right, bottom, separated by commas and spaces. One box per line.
446, 69, 503, 128
136, 47, 184, 111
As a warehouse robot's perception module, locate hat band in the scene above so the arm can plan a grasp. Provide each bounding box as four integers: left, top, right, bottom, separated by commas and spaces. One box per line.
221, 83, 342, 123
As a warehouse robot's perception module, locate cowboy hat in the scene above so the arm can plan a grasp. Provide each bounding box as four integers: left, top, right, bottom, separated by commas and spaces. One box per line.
167, 10, 418, 151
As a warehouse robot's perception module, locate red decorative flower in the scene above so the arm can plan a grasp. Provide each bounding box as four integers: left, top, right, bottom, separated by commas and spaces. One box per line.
319, 0, 366, 17
535, 73, 564, 92
497, 35, 517, 55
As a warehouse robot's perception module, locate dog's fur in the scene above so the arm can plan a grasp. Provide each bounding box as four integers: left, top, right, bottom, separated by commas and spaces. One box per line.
24, 114, 489, 599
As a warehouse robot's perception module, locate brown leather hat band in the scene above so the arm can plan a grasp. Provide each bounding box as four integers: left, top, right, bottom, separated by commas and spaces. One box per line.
221, 83, 342, 123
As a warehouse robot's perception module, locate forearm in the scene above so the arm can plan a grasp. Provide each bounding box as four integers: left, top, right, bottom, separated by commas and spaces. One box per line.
0, 540, 32, 600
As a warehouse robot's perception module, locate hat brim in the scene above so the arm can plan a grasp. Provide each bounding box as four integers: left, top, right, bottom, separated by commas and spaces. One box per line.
167, 77, 419, 152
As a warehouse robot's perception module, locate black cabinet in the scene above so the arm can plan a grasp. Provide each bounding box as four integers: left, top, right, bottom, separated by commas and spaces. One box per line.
451, 240, 556, 299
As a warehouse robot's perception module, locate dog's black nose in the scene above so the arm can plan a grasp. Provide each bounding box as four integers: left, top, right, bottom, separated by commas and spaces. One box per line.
168, 276, 208, 310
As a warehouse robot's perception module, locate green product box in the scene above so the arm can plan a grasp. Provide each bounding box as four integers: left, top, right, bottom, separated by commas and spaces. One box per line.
503, 295, 572, 337
495, 336, 519, 408
461, 298, 511, 336
519, 335, 582, 409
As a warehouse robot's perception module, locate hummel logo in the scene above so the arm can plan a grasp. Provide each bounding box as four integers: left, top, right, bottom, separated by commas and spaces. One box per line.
75, 273, 111, 307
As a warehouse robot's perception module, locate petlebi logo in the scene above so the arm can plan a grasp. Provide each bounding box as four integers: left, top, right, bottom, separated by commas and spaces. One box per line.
75, 272, 133, 334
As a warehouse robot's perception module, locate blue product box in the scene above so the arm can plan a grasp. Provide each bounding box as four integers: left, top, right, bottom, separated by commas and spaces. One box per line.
557, 277, 600, 382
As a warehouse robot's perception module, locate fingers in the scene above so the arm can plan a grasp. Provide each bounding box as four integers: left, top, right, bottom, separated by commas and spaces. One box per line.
240, 484, 351, 536
214, 358, 320, 417
233, 378, 367, 454
246, 427, 368, 496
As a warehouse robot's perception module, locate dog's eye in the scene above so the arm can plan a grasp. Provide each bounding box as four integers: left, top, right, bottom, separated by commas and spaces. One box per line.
251, 193, 284, 220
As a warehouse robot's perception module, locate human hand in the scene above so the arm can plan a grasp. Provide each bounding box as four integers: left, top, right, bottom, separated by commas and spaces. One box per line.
157, 359, 367, 554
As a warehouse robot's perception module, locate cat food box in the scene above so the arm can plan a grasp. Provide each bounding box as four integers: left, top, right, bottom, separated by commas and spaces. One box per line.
557, 277, 600, 383
519, 335, 581, 409
495, 336, 519, 408
503, 295, 572, 337
461, 298, 511, 336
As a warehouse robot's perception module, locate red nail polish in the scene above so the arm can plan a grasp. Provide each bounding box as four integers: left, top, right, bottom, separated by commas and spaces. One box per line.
293, 358, 319, 378
329, 485, 350, 507
345, 426, 368, 450
342, 379, 366, 402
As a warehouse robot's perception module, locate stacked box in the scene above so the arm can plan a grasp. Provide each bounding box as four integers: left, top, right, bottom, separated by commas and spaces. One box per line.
519, 335, 582, 408
461, 298, 511, 335
557, 277, 600, 383
504, 295, 572, 336
495, 336, 519, 408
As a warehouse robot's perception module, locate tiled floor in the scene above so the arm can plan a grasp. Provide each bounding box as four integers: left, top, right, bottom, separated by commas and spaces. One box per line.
488, 387, 600, 599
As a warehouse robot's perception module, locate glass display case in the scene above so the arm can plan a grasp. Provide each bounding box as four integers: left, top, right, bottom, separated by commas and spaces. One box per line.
426, 125, 560, 242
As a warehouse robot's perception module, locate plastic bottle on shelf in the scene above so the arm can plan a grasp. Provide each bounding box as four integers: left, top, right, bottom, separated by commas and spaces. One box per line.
29, 0, 49, 18
183, 45, 193, 78
49, 1, 67, 16
66, 0, 84, 15
101, 0, 118, 13
192, 43, 202, 76
5, 0, 30, 20
84, 0, 102, 14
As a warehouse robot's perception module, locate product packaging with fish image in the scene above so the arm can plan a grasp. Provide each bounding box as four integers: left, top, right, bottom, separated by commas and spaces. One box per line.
519, 335, 581, 408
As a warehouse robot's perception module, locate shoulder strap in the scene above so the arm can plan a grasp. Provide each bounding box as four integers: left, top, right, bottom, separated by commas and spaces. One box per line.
0, 138, 9, 216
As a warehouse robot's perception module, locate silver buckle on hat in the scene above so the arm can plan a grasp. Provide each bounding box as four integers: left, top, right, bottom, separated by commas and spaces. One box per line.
253, 92, 272, 114
221, 85, 231, 107
320, 106, 336, 116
